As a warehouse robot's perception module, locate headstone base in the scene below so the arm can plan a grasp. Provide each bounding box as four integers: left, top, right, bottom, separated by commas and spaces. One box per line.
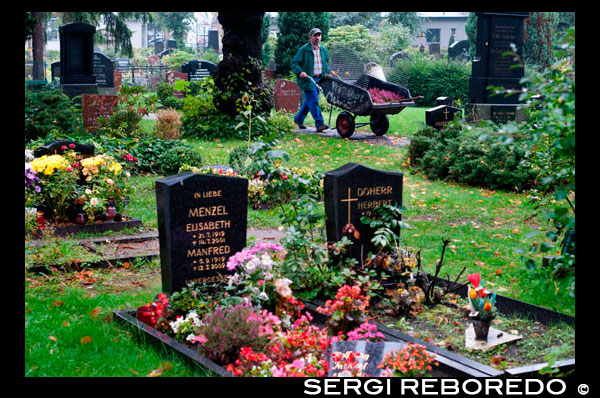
60, 84, 99, 100
465, 325, 522, 351
465, 103, 527, 124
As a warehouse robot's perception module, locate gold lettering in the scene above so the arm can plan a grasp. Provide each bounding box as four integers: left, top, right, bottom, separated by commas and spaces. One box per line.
188, 205, 229, 218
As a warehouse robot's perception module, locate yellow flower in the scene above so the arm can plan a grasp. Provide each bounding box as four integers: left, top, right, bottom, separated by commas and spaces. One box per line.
31, 155, 70, 176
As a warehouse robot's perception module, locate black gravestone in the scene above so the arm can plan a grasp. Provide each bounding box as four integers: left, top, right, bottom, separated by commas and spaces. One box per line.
329, 340, 418, 377
59, 23, 98, 99
426, 105, 462, 130
93, 52, 115, 88
33, 140, 95, 160
51, 62, 61, 81
448, 40, 470, 61
324, 163, 403, 264
436, 96, 453, 106
156, 172, 248, 294
181, 60, 217, 82
466, 13, 529, 123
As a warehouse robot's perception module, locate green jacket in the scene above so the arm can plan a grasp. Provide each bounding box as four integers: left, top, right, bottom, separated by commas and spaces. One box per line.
291, 41, 330, 91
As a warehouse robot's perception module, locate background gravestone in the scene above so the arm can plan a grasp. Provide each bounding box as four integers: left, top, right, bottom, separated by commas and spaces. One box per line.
81, 94, 120, 132
448, 40, 470, 61
34, 140, 95, 159
93, 52, 115, 89
273, 79, 301, 113
426, 105, 462, 130
156, 172, 248, 294
181, 60, 217, 82
59, 22, 98, 99
466, 12, 529, 123
324, 163, 403, 264
166, 71, 189, 98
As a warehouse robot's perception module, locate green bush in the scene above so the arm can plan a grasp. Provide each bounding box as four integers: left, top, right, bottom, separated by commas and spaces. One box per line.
25, 88, 82, 143
388, 58, 470, 106
157, 145, 203, 176
409, 125, 537, 191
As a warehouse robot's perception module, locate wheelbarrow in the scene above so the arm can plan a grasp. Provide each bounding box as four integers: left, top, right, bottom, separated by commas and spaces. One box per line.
317, 74, 421, 138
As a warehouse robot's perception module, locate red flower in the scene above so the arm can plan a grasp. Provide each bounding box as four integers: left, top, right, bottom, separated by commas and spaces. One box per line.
69, 143, 76, 149
61, 145, 67, 151
281, 174, 288, 180
467, 273, 480, 288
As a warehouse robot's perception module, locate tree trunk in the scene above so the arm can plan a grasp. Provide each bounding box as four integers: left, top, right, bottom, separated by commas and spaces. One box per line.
213, 12, 273, 117
31, 12, 45, 81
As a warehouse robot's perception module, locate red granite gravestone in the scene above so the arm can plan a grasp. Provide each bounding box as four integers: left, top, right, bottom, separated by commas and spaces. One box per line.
82, 94, 120, 132
113, 71, 123, 91
166, 71, 189, 98
274, 78, 301, 113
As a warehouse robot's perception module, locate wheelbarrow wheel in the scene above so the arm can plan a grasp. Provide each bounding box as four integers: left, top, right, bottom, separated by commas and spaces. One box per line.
370, 114, 389, 136
336, 112, 355, 138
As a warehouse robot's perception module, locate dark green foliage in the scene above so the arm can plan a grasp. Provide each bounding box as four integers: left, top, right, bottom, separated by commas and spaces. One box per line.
274, 12, 329, 76
523, 12, 559, 68
465, 13, 477, 61
156, 145, 203, 176
97, 109, 143, 138
409, 125, 537, 191
388, 58, 470, 107
25, 88, 82, 143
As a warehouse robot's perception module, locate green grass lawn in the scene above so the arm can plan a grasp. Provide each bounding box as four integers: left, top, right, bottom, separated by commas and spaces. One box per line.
25, 111, 574, 377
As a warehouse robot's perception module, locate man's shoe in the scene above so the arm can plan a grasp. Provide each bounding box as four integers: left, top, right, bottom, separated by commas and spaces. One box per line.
316, 124, 329, 132
295, 122, 307, 130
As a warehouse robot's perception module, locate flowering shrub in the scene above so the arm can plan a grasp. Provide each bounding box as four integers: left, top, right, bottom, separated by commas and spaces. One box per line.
193, 302, 280, 365
136, 293, 169, 328
317, 284, 370, 335
346, 322, 385, 342
226, 313, 331, 377
378, 343, 437, 377
27, 149, 132, 224
226, 242, 288, 309
467, 273, 496, 320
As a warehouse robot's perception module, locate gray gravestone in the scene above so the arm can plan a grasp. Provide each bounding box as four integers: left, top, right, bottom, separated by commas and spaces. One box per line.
93, 52, 115, 88
155, 172, 248, 294
324, 163, 403, 264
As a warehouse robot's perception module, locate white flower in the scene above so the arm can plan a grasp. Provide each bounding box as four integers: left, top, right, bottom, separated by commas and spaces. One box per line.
260, 253, 274, 270
244, 257, 261, 274
25, 149, 34, 161
274, 278, 293, 298
258, 292, 269, 301
90, 197, 99, 206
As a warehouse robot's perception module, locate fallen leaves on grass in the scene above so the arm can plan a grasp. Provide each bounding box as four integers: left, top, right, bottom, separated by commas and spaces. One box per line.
49, 336, 57, 342
80, 336, 92, 345
147, 362, 173, 377
90, 307, 101, 319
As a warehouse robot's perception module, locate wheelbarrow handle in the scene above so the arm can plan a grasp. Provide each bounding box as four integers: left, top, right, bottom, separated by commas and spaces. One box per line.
399, 95, 424, 102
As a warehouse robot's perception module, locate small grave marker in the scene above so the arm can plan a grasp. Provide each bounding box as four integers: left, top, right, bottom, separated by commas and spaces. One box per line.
324, 163, 403, 264
166, 71, 189, 98
155, 172, 248, 294
274, 79, 301, 113
33, 140, 95, 160
93, 52, 115, 88
425, 105, 462, 130
329, 340, 432, 377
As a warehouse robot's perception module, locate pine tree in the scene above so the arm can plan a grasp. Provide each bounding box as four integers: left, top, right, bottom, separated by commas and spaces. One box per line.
523, 12, 559, 68
274, 12, 329, 76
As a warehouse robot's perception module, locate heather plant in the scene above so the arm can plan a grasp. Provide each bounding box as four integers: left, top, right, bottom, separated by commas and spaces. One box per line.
194, 302, 280, 365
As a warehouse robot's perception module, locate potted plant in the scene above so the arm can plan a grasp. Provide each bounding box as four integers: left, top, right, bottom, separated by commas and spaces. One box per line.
466, 272, 496, 340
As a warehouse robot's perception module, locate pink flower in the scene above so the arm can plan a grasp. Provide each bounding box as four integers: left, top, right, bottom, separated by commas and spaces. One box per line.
66, 167, 73, 172
69, 143, 76, 149
61, 145, 67, 151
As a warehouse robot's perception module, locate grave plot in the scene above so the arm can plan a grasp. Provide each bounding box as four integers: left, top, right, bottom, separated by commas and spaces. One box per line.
27, 140, 142, 237
114, 163, 574, 377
